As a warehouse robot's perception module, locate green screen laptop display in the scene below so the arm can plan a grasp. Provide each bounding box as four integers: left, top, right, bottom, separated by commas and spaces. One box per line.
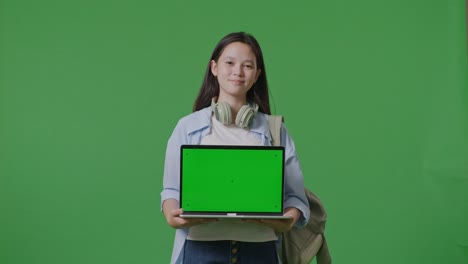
180, 145, 287, 219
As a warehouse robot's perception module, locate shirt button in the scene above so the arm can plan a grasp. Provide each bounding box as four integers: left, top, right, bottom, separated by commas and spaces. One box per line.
231, 240, 237, 245
231, 248, 238, 254
231, 257, 238, 263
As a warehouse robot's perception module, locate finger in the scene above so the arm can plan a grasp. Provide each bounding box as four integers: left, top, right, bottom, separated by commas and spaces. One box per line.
171, 208, 183, 217
190, 218, 207, 224
267, 218, 293, 225
260, 219, 282, 225
202, 218, 218, 223
260, 219, 291, 232
174, 217, 197, 228
183, 218, 216, 227
242, 219, 263, 225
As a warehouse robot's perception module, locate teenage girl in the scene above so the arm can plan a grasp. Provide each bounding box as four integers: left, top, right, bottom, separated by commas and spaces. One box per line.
161, 32, 310, 264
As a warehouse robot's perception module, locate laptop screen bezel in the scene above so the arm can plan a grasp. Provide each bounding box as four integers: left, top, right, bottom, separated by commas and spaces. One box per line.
179, 144, 285, 216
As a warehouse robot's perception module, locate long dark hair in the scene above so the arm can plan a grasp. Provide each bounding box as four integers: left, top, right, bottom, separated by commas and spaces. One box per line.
192, 32, 271, 114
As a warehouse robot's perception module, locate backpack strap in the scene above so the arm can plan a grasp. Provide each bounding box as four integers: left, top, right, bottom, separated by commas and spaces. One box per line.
267, 115, 283, 146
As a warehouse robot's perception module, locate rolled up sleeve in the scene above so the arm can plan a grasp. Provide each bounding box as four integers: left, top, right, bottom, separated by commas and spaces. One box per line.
160, 121, 186, 210
281, 124, 310, 228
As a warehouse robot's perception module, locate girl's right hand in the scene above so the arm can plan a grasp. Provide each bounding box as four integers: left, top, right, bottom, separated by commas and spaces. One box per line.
163, 199, 217, 229
165, 208, 217, 229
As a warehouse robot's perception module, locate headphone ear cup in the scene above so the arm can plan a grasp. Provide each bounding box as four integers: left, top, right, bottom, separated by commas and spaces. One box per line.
214, 101, 232, 125
235, 105, 255, 128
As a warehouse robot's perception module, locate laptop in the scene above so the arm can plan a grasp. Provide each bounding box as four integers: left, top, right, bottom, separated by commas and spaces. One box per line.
179, 145, 290, 219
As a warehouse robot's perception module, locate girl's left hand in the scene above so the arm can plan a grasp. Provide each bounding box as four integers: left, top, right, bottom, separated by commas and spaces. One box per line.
243, 207, 301, 233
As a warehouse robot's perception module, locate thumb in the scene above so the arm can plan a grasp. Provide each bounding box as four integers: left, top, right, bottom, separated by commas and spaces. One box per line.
172, 208, 183, 217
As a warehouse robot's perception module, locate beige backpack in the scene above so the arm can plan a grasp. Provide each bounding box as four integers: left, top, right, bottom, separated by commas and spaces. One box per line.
268, 115, 332, 264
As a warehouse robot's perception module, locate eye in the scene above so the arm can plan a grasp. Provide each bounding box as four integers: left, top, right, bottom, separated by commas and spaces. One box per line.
244, 64, 253, 69
225, 61, 233, 65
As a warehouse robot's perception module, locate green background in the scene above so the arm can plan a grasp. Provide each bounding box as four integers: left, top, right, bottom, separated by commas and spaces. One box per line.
1, 0, 467, 263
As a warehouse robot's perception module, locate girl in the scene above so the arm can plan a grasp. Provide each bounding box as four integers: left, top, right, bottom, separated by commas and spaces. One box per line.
161, 32, 310, 264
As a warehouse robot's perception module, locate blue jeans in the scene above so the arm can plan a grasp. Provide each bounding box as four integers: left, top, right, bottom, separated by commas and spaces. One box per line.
183, 240, 278, 264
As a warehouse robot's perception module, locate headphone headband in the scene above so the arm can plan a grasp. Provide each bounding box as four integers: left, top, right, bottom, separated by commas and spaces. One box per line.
211, 97, 258, 128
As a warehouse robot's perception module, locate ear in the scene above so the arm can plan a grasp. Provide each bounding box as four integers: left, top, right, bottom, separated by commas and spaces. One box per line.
210, 60, 218, 77
255, 69, 262, 83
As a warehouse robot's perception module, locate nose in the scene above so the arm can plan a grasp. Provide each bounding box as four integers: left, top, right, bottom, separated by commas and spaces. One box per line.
233, 64, 244, 76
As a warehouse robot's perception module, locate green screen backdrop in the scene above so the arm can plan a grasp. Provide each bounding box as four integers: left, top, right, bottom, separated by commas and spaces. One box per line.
1, 0, 467, 263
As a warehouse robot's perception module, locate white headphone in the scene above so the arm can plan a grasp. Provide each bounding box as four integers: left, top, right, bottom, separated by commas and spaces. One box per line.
211, 97, 259, 128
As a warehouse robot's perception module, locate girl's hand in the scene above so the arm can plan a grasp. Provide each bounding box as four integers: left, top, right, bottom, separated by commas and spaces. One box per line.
243, 207, 301, 233
165, 208, 217, 229
163, 199, 217, 229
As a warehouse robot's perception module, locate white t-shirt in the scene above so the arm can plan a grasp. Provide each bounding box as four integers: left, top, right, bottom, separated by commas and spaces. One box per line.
186, 115, 277, 242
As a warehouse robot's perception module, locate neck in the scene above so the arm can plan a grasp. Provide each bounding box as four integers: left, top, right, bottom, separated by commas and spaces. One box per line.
217, 94, 247, 120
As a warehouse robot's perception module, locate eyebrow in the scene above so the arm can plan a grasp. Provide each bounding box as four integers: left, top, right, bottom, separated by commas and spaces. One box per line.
223, 56, 255, 63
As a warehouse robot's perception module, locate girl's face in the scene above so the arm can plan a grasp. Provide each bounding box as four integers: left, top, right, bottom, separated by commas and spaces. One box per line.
211, 42, 261, 101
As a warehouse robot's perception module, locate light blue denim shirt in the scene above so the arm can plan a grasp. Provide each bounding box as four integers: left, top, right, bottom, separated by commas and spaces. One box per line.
161, 106, 310, 264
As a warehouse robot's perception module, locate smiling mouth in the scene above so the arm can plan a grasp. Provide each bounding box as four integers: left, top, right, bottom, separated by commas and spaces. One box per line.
230, 80, 245, 85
